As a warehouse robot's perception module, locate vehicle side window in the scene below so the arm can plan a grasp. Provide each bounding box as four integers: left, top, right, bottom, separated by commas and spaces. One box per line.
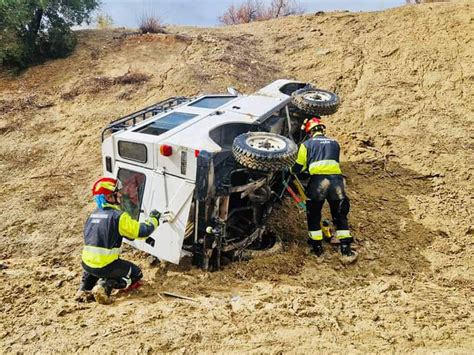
118, 141, 147, 163
117, 169, 146, 220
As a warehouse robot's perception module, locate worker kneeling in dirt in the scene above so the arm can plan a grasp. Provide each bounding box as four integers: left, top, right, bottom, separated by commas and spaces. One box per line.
292, 117, 357, 263
76, 177, 161, 304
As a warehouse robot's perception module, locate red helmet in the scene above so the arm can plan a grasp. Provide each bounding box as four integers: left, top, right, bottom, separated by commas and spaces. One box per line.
303, 117, 326, 134
92, 177, 122, 196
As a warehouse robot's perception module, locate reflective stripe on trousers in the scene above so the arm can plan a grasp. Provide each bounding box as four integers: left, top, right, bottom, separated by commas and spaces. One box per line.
308, 160, 342, 175
308, 230, 323, 241
336, 230, 352, 240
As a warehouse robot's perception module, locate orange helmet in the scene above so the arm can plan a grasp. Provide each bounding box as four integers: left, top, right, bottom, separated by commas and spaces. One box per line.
92, 177, 122, 196
303, 117, 326, 134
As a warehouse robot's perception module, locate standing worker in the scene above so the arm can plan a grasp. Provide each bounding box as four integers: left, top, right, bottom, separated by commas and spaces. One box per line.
75, 177, 161, 304
292, 117, 358, 263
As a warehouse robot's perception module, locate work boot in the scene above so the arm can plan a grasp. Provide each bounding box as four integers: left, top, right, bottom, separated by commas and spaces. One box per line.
118, 280, 144, 294
92, 279, 113, 305
74, 290, 95, 303
308, 240, 323, 257
340, 243, 358, 264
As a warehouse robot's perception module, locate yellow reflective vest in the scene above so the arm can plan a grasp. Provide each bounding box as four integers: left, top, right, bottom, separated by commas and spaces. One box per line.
294, 134, 342, 175
81, 204, 158, 269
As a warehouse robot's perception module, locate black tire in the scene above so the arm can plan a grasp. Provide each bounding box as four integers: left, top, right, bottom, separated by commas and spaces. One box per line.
241, 234, 283, 259
291, 88, 340, 116
232, 132, 297, 172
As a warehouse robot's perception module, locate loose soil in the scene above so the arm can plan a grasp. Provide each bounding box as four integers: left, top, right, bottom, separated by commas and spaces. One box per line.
1, 1, 473, 353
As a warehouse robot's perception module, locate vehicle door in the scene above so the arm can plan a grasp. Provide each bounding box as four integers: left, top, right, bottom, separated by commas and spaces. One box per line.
116, 162, 194, 264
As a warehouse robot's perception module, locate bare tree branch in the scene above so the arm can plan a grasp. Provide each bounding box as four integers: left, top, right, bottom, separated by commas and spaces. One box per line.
219, 0, 304, 25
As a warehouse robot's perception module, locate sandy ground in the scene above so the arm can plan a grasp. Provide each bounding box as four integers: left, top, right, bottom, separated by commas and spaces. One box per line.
1, 1, 473, 353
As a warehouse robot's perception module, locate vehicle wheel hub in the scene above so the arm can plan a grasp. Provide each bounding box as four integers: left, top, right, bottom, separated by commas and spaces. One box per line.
246, 136, 286, 152
303, 91, 333, 102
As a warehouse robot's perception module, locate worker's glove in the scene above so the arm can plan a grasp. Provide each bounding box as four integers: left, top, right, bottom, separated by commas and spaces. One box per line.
149, 210, 161, 228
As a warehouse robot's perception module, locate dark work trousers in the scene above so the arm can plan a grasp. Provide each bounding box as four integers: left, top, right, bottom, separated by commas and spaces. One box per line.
79, 259, 143, 291
306, 175, 352, 242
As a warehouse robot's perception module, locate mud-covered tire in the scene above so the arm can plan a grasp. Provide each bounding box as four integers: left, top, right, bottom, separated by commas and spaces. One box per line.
241, 235, 283, 259
232, 132, 298, 172
291, 88, 340, 116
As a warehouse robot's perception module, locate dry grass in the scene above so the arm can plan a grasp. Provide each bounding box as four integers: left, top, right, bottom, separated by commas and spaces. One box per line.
114, 71, 151, 84
117, 90, 134, 100
60, 87, 81, 101
62, 70, 152, 98
138, 15, 165, 34
0, 95, 54, 114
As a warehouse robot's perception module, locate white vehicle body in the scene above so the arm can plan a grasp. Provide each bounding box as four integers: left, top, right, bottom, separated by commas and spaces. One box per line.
101, 79, 308, 265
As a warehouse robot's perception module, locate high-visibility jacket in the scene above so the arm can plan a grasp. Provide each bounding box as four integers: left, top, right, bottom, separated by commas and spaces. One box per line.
293, 134, 342, 175
81, 204, 158, 269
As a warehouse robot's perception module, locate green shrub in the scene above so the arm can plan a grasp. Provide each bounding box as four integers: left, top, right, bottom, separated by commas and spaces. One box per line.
39, 23, 78, 59
0, 0, 99, 69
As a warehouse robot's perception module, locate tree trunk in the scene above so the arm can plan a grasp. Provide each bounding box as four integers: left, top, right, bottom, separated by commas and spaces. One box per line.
25, 8, 43, 47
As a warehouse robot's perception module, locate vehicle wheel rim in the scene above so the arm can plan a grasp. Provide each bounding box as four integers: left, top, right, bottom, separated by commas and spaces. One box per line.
246, 135, 287, 152
303, 91, 332, 102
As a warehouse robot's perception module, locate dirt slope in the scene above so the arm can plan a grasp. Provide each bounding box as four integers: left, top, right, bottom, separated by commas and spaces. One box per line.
1, 1, 473, 353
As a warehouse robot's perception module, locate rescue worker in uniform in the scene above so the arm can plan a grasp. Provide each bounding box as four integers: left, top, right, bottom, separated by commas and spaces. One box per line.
292, 117, 358, 263
76, 177, 161, 304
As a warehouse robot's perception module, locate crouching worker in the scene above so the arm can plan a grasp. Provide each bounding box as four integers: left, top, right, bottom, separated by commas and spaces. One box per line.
75, 177, 161, 304
292, 117, 358, 264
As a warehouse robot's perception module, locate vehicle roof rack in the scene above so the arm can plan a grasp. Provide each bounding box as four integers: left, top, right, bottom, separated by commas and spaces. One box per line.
101, 96, 190, 141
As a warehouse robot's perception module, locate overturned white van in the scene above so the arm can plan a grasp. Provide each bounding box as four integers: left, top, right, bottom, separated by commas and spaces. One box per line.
101, 79, 339, 270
